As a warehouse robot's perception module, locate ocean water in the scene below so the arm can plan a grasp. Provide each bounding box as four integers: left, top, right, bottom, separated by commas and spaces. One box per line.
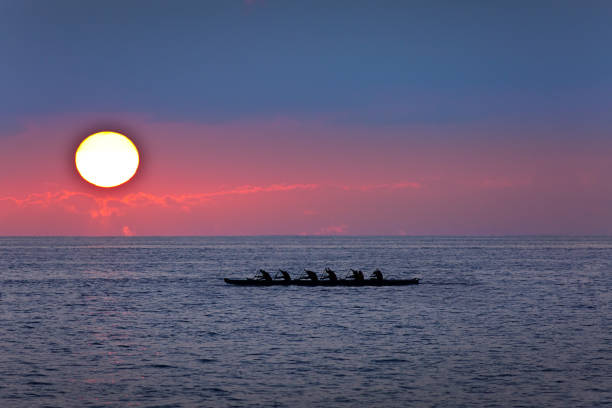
0, 236, 610, 408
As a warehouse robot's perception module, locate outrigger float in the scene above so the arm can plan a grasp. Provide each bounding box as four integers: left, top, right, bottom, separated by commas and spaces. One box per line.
224, 268, 420, 287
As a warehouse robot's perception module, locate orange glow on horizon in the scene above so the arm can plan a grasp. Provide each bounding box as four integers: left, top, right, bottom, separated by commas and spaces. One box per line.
1, 115, 611, 235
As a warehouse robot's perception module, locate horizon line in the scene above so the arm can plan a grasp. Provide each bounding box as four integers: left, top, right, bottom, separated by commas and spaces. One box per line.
1, 234, 611, 238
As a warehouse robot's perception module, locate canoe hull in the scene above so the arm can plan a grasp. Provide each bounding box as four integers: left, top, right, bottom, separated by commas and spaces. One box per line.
223, 278, 419, 286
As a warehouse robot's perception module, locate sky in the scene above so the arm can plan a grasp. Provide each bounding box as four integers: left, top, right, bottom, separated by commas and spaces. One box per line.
1, 0, 611, 235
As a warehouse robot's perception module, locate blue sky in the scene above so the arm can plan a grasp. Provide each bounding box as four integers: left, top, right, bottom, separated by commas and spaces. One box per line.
2, 0, 611, 129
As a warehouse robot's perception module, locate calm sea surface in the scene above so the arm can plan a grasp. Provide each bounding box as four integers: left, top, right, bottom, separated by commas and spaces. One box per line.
0, 236, 610, 407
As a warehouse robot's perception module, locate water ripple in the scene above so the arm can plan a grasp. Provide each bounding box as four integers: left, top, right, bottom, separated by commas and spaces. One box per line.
0, 236, 610, 407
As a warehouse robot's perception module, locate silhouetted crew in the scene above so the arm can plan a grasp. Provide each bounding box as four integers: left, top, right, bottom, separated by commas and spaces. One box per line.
305, 270, 318, 281
352, 269, 365, 281
324, 267, 338, 281
258, 269, 273, 281
278, 269, 292, 281
371, 269, 383, 281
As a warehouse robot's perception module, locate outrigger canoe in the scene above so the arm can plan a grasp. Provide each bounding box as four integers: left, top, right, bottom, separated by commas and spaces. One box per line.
224, 269, 419, 287
223, 278, 420, 286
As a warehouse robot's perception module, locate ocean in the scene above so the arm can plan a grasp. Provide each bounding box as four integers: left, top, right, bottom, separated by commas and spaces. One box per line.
0, 236, 610, 407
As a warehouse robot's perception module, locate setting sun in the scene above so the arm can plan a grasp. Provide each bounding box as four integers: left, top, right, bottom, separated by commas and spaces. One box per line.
75, 131, 139, 188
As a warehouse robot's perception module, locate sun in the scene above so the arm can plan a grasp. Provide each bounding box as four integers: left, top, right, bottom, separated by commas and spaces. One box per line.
75, 131, 140, 188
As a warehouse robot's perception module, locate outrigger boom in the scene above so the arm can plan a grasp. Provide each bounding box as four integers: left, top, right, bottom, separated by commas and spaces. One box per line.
223, 268, 419, 287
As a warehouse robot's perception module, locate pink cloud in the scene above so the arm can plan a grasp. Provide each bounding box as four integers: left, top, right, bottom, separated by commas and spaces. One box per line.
1, 183, 319, 221
342, 181, 422, 192
317, 225, 348, 235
